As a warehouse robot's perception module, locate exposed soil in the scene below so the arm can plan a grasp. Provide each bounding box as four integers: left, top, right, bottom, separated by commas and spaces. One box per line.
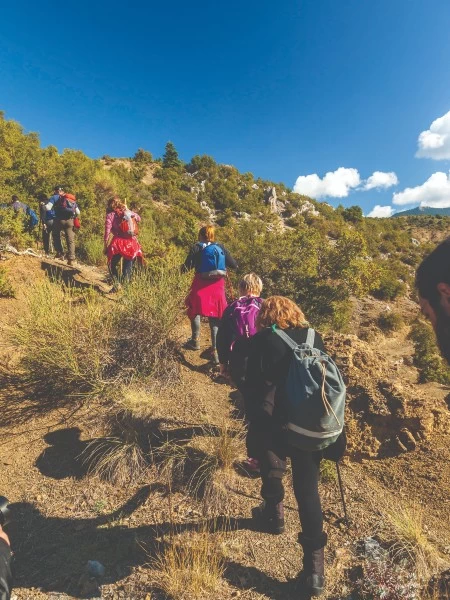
0, 254, 449, 599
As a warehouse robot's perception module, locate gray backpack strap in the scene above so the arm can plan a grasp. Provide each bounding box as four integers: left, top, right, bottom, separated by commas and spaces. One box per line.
273, 327, 298, 349
306, 328, 315, 347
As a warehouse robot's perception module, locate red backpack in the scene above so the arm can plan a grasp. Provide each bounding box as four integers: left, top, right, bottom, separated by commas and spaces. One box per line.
115, 209, 139, 237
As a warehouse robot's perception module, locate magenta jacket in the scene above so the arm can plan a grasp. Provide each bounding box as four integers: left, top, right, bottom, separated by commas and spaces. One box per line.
104, 210, 141, 244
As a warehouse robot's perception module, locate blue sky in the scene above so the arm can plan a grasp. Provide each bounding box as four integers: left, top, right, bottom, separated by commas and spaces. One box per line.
1, 0, 450, 215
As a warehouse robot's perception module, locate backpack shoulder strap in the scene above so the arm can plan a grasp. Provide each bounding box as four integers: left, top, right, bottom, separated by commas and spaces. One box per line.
273, 327, 298, 350
306, 328, 315, 347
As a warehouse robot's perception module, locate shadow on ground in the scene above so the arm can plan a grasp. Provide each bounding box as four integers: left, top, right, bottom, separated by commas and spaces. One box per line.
7, 488, 259, 598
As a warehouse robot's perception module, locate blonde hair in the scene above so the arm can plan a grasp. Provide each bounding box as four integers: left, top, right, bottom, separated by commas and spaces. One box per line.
199, 224, 215, 242
256, 296, 308, 330
239, 273, 263, 297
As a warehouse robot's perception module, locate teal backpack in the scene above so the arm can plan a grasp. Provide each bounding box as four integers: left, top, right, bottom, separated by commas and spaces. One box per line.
274, 327, 346, 452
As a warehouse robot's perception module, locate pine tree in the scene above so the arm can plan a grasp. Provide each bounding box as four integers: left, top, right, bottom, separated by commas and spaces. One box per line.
162, 141, 181, 169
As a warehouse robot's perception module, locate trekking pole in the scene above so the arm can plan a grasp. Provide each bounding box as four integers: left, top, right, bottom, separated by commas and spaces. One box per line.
336, 461, 350, 528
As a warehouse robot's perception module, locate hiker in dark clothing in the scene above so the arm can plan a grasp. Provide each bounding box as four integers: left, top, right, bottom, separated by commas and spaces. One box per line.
416, 237, 450, 364
45, 187, 80, 266
244, 295, 338, 597
183, 225, 237, 365
39, 190, 56, 255
0, 525, 12, 600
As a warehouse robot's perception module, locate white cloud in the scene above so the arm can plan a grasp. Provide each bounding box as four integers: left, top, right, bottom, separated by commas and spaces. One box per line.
293, 167, 361, 198
416, 111, 450, 159
293, 167, 399, 199
392, 171, 450, 207
363, 171, 398, 190
367, 205, 395, 218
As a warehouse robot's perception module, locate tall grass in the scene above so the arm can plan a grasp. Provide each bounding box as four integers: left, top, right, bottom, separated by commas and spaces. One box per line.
112, 264, 190, 381
154, 531, 225, 600
12, 263, 189, 402
13, 280, 114, 398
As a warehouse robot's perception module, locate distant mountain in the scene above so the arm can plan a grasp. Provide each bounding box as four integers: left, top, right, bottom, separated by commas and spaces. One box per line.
393, 206, 450, 217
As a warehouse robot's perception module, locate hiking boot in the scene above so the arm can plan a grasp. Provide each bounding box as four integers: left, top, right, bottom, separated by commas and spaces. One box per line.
251, 500, 285, 534
67, 259, 74, 267
55, 253, 64, 259
297, 533, 327, 597
183, 338, 200, 350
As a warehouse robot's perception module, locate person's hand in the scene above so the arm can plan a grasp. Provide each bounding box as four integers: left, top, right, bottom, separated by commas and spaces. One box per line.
0, 525, 10, 547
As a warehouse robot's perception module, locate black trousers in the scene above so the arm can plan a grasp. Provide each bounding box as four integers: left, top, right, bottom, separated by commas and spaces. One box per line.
249, 425, 323, 541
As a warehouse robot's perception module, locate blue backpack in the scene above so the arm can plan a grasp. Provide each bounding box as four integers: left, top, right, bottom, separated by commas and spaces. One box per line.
274, 327, 346, 452
26, 207, 39, 228
198, 242, 226, 280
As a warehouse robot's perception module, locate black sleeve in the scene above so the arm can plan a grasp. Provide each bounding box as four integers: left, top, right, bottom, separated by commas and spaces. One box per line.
219, 245, 238, 270
0, 539, 12, 600
216, 306, 234, 365
182, 244, 200, 272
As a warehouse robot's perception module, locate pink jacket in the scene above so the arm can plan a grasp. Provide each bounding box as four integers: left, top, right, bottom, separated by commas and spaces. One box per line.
104, 210, 141, 244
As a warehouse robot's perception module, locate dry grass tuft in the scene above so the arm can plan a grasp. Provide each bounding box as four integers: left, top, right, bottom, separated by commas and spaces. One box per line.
154, 531, 226, 599
382, 501, 441, 580
81, 436, 148, 485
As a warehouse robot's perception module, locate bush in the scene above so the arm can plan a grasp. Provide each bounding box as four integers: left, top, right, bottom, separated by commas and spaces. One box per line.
12, 263, 189, 404
112, 265, 190, 382
373, 272, 407, 300
408, 320, 450, 384
0, 266, 15, 297
378, 311, 404, 332
13, 280, 114, 399
77, 234, 106, 266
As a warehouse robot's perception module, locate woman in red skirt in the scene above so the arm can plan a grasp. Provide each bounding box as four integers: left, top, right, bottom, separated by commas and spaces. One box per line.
183, 225, 237, 364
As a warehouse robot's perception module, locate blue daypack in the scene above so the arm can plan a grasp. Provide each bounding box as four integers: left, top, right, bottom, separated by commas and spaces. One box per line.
274, 327, 346, 452
198, 242, 226, 279
26, 207, 39, 228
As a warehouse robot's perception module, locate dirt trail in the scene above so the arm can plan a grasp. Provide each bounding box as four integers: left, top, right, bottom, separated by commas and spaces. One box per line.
0, 255, 449, 599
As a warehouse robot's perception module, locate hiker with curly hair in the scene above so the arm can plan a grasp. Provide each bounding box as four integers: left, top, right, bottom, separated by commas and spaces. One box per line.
104, 196, 143, 290
183, 224, 237, 365
244, 295, 345, 597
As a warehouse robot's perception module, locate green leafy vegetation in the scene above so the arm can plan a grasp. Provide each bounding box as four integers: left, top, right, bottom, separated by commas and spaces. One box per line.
408, 320, 450, 384
378, 311, 404, 332
1, 110, 449, 331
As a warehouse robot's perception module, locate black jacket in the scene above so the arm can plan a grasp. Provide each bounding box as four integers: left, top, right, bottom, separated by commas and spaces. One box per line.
244, 326, 326, 428
0, 539, 12, 600
182, 242, 237, 273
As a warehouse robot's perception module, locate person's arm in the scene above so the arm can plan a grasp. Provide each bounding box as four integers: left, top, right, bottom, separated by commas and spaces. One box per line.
0, 528, 12, 600
182, 244, 199, 272
104, 212, 114, 249
221, 245, 237, 270
45, 194, 56, 212
131, 211, 141, 223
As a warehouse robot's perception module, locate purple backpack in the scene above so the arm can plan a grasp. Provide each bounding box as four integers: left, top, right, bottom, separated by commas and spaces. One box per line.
230, 296, 263, 339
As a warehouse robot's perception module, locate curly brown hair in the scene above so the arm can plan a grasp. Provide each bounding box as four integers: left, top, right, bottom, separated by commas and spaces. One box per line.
256, 296, 309, 330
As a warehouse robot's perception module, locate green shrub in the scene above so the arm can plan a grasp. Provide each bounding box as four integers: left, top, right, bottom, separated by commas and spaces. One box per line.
0, 266, 15, 298
378, 311, 404, 332
372, 272, 407, 300
408, 320, 450, 384
77, 234, 106, 266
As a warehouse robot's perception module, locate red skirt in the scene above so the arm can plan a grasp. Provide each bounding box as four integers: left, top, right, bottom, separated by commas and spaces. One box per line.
186, 273, 227, 320
107, 236, 143, 262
